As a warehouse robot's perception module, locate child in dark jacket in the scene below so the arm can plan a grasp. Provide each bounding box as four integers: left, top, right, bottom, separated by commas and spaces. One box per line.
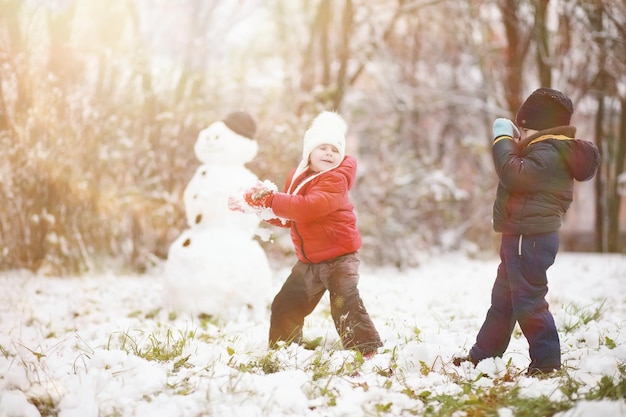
237, 111, 382, 356
454, 88, 600, 376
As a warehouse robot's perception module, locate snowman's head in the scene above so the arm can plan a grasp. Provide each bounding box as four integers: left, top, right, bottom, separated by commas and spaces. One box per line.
194, 120, 258, 165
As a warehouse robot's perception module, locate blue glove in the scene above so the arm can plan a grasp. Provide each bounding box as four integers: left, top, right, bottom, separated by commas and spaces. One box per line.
493, 118, 520, 141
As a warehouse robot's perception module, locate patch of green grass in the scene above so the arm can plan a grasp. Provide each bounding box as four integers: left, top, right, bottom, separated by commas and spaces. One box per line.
302, 336, 324, 350
604, 335, 617, 349
412, 326, 422, 343
306, 351, 334, 381
29, 395, 57, 417
374, 402, 393, 412
236, 350, 282, 374
306, 374, 340, 408
172, 354, 191, 373
562, 301, 605, 334
197, 313, 221, 329
420, 382, 572, 417
585, 364, 626, 401
105, 326, 193, 362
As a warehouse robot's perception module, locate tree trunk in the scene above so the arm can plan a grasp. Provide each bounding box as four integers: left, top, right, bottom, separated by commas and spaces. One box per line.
593, 93, 606, 252
332, 0, 353, 110
533, 0, 551, 87
607, 99, 626, 252
499, 0, 527, 113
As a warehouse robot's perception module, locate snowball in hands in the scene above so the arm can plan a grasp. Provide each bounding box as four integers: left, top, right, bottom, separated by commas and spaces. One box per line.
229, 179, 282, 222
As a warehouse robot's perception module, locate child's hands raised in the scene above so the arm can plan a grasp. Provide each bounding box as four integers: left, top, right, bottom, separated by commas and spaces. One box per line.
493, 118, 520, 141
244, 188, 274, 209
228, 180, 278, 213
243, 180, 276, 209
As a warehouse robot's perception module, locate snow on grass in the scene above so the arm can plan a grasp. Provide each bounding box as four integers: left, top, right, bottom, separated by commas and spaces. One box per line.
1, 252, 625, 417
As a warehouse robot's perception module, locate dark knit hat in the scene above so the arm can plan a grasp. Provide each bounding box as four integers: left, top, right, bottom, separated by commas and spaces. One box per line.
224, 111, 256, 139
515, 88, 573, 131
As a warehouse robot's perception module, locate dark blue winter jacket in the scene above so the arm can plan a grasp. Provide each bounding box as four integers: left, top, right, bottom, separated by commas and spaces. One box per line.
492, 125, 600, 235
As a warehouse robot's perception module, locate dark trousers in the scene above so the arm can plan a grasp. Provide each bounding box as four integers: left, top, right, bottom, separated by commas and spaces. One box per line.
269, 253, 382, 354
470, 232, 561, 372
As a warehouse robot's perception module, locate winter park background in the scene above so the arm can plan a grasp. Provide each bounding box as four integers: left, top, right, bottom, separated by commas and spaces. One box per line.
1, 1, 626, 416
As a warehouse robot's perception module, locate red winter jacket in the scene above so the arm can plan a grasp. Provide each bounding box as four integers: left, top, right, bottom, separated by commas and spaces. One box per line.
267, 156, 362, 263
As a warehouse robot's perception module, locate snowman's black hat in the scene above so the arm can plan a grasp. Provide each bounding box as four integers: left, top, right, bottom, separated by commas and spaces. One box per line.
224, 111, 256, 139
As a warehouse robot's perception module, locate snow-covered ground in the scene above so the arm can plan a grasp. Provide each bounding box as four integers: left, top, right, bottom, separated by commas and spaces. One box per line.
1, 252, 625, 417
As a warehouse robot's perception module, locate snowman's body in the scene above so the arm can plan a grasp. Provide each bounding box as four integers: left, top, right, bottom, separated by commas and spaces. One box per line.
163, 120, 273, 319
183, 164, 260, 235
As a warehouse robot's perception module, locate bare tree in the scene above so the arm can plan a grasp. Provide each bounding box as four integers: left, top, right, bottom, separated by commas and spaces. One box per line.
568, 0, 626, 252
498, 0, 530, 113
2, 0, 623, 274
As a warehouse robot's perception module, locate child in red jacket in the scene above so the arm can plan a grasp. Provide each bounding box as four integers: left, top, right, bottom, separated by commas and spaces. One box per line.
237, 111, 382, 356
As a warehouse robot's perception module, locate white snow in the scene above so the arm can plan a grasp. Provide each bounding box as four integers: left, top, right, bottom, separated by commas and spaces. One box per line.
1, 252, 625, 416
2, 119, 625, 416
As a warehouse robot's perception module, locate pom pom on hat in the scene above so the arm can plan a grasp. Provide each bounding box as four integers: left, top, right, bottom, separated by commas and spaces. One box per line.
515, 88, 573, 131
224, 111, 257, 139
292, 111, 347, 181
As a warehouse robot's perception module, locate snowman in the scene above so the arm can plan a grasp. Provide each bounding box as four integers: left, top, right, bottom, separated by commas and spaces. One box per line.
162, 112, 273, 320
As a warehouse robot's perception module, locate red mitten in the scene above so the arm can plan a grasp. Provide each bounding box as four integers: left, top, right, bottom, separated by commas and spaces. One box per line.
244, 188, 274, 209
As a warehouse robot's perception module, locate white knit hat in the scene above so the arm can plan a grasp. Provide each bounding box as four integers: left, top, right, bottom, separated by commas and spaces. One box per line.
288, 111, 347, 194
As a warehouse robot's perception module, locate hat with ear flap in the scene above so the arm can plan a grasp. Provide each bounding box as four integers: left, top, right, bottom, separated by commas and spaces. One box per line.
293, 111, 347, 175
286, 111, 347, 194
515, 88, 573, 131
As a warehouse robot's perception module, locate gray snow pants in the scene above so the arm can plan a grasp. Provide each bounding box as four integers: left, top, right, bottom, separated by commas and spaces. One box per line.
269, 252, 382, 355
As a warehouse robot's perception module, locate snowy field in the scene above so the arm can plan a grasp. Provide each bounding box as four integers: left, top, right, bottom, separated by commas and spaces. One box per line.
1, 252, 625, 417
